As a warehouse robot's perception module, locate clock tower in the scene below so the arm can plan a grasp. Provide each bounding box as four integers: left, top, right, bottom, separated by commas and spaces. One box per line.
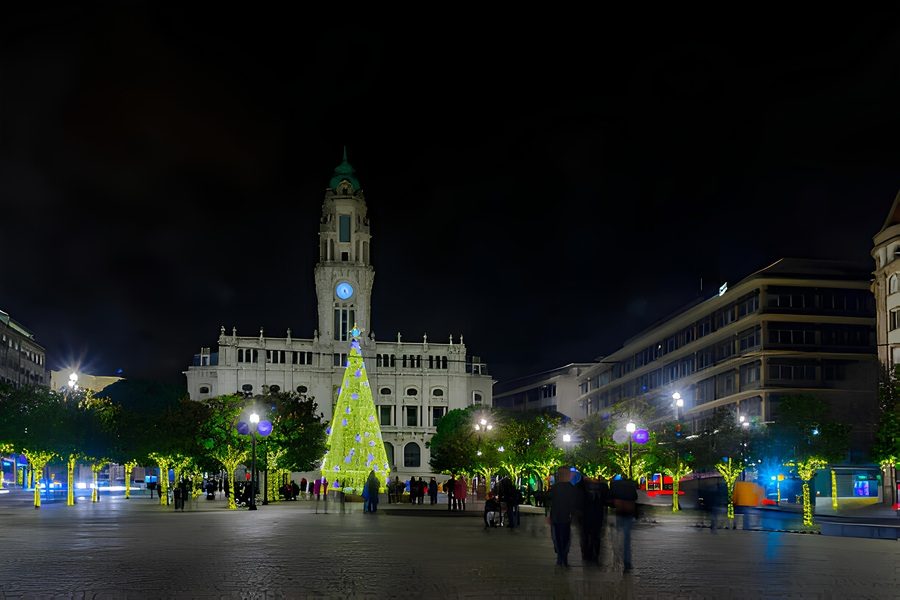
314, 148, 375, 347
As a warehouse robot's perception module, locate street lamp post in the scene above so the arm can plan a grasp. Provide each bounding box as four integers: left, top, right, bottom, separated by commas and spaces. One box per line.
249, 412, 259, 511
738, 415, 750, 481
474, 418, 492, 496
626, 422, 636, 480
262, 435, 268, 506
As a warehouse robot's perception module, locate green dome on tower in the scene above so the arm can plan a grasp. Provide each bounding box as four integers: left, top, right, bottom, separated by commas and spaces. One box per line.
329, 146, 361, 192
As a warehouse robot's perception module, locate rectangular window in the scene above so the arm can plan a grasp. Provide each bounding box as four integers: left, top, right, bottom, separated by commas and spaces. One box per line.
696, 377, 716, 405
891, 309, 900, 331
405, 406, 418, 427
379, 405, 392, 426
716, 371, 736, 398
740, 361, 761, 387
339, 214, 351, 242
432, 406, 447, 426
768, 361, 817, 381
428, 355, 434, 369
738, 327, 761, 351
333, 353, 348, 367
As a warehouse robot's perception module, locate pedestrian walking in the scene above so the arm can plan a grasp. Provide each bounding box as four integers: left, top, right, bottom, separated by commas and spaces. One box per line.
609, 477, 638, 572
579, 476, 610, 565
547, 466, 580, 567
300, 477, 307, 499
314, 477, 322, 501
499, 477, 520, 528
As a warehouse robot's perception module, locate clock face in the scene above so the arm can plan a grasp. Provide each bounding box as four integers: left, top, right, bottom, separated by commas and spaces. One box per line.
335, 281, 354, 300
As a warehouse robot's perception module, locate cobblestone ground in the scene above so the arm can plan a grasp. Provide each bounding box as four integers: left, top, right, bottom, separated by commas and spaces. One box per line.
0, 492, 897, 599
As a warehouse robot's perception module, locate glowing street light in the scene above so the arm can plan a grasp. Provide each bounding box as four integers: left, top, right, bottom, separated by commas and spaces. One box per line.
562, 433, 572, 443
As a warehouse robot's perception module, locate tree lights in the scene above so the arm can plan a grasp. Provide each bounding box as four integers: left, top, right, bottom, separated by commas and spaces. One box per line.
320, 326, 389, 495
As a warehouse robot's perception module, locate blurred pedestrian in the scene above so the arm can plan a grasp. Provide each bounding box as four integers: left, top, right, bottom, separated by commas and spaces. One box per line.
484, 492, 502, 527
579, 475, 610, 565
454, 474, 468, 511
547, 467, 580, 567
609, 477, 638, 572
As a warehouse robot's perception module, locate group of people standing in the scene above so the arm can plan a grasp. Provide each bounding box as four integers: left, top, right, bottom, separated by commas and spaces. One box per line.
406, 476, 439, 504
547, 466, 639, 572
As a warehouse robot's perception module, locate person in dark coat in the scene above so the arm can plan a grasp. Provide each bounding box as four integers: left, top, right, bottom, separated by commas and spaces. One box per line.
290, 480, 300, 500
547, 467, 581, 567
498, 477, 520, 528
609, 477, 638, 572
446, 475, 456, 511
366, 470, 380, 513
428, 477, 438, 504
578, 476, 610, 564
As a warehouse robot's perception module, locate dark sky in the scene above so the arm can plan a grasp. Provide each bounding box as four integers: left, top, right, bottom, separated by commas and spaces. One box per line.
3, 8, 900, 387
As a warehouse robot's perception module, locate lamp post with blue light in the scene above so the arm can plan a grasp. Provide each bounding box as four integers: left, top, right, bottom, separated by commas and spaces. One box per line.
236, 409, 273, 511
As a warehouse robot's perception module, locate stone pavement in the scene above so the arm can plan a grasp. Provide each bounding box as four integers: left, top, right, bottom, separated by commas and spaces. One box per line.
0, 490, 897, 599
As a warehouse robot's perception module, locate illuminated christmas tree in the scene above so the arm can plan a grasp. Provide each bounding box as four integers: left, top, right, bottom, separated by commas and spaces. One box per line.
321, 325, 389, 494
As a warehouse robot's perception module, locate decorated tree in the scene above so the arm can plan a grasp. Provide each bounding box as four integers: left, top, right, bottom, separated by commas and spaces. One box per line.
266, 390, 327, 501
197, 394, 248, 509
652, 421, 693, 512
570, 414, 618, 481
321, 326, 390, 494
762, 394, 850, 527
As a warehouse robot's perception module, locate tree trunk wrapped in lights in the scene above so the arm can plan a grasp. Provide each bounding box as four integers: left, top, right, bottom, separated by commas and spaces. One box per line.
23, 450, 54, 508
831, 468, 838, 511
149, 453, 172, 506
789, 457, 826, 527
715, 457, 742, 520
0, 444, 8, 489
90, 462, 107, 503
67, 455, 78, 506
220, 455, 245, 510
663, 460, 693, 512
124, 461, 137, 499
321, 326, 390, 495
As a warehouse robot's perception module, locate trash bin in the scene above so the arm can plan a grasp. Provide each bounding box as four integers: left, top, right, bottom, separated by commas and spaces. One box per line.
174, 487, 184, 510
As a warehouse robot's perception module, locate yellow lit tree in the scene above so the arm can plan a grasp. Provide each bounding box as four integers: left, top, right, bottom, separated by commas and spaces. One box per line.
321, 327, 390, 494
715, 457, 743, 520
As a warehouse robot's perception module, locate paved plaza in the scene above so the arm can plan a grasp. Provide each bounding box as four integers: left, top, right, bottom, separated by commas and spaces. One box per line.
0, 490, 897, 599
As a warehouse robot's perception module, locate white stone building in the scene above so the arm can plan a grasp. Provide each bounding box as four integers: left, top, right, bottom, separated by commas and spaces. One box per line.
871, 190, 900, 367
183, 151, 493, 480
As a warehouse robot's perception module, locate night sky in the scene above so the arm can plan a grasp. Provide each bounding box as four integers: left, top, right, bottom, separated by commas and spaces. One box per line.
3, 9, 900, 387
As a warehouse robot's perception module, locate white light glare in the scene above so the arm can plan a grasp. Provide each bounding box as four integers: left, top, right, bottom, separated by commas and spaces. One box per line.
626, 422, 636, 433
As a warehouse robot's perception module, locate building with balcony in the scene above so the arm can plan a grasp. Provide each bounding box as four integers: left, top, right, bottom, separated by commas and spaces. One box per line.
576, 258, 879, 460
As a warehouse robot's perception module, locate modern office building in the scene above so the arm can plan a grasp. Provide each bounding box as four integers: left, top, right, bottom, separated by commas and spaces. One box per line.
183, 151, 493, 480
575, 258, 879, 460
0, 309, 48, 388
492, 363, 595, 421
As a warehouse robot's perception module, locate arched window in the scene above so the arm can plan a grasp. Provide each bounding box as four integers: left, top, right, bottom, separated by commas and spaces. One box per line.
199, 386, 210, 394
432, 388, 444, 397
380, 387, 392, 395
268, 385, 280, 394
297, 385, 308, 394
472, 392, 483, 405
890, 274, 899, 294
406, 387, 418, 396
404, 442, 421, 467
384, 442, 394, 468
241, 384, 253, 393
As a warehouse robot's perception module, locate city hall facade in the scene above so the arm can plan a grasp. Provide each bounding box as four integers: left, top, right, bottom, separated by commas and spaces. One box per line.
183, 152, 493, 480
